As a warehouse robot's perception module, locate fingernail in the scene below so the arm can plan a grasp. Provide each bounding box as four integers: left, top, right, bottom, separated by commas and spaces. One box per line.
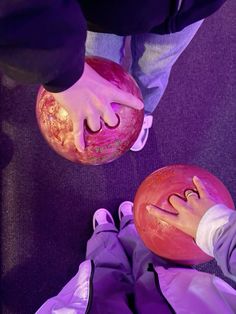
139, 101, 144, 109
193, 176, 199, 180
134, 99, 143, 109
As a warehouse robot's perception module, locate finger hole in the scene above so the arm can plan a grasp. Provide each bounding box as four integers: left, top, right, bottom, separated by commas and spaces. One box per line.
85, 121, 102, 134
104, 114, 120, 129
168, 195, 176, 205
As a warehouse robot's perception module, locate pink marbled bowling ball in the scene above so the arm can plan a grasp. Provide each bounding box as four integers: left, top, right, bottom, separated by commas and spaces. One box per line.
134, 164, 235, 265
36, 56, 144, 165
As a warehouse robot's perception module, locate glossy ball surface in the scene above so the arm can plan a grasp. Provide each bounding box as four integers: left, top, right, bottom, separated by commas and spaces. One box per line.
134, 164, 235, 265
36, 57, 144, 165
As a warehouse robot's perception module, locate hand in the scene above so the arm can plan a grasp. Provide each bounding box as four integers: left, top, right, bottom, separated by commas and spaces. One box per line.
146, 176, 219, 239
52, 63, 144, 151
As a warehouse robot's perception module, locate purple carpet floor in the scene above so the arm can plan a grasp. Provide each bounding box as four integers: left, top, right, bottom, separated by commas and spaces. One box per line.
1, 1, 236, 313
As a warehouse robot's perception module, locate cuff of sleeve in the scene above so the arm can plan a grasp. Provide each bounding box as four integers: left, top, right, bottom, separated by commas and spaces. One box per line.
43, 53, 85, 93
196, 204, 234, 257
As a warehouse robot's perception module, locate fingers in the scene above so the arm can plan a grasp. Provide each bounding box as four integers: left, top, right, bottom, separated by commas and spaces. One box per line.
101, 104, 119, 127
73, 117, 85, 152
86, 113, 102, 132
169, 194, 188, 211
110, 86, 144, 110
146, 204, 178, 226
193, 176, 208, 198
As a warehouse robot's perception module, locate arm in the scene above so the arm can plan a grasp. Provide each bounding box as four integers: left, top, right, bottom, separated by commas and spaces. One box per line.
0, 1, 143, 151
196, 206, 236, 281
0, 0, 86, 92
146, 176, 236, 281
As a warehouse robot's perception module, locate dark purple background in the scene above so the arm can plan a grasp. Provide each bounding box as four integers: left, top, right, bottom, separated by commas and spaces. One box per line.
1, 1, 235, 313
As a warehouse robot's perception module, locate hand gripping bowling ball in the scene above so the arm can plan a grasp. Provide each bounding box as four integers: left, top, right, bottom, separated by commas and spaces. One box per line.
36, 57, 144, 165
134, 164, 235, 265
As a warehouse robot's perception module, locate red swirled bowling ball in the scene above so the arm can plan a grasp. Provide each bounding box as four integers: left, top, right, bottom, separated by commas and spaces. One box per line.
134, 164, 235, 265
36, 57, 144, 165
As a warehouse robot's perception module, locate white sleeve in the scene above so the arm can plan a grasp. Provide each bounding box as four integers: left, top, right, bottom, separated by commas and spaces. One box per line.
195, 204, 234, 257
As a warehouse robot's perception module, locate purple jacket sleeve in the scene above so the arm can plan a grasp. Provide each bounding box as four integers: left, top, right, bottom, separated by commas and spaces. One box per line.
213, 212, 236, 282
0, 0, 87, 92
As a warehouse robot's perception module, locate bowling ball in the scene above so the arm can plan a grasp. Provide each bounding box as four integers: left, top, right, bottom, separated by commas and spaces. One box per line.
134, 164, 235, 265
36, 56, 144, 165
